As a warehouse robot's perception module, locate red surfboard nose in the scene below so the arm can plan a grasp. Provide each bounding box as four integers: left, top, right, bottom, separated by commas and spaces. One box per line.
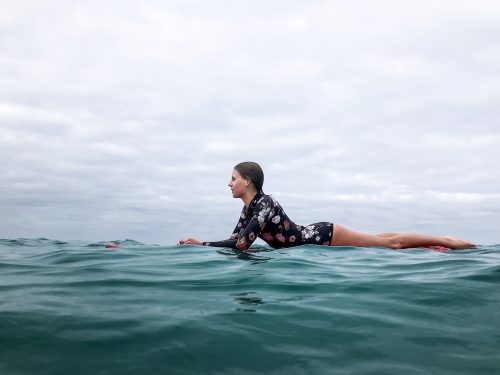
425, 245, 451, 251
105, 243, 121, 248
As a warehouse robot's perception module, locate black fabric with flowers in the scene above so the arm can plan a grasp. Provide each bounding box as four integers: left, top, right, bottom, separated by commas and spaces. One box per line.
202, 193, 333, 251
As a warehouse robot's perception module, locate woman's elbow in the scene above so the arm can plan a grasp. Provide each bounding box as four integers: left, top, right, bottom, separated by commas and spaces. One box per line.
236, 238, 249, 251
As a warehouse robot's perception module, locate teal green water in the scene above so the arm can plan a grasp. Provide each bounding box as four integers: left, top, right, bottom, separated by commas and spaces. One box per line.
1, 239, 499, 375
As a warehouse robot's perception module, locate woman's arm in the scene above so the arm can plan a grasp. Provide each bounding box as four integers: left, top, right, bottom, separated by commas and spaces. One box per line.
177, 238, 203, 245
177, 206, 248, 248
181, 196, 275, 251
200, 206, 248, 248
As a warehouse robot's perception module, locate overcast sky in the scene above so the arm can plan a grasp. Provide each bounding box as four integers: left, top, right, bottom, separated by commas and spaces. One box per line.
1, 0, 499, 245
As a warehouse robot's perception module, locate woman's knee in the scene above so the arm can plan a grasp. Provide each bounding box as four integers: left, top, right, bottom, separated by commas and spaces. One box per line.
386, 237, 404, 250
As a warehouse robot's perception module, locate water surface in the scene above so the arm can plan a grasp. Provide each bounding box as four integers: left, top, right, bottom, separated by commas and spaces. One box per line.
1, 239, 499, 374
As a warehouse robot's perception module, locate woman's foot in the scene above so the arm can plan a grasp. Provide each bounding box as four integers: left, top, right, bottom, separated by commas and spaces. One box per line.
444, 236, 476, 249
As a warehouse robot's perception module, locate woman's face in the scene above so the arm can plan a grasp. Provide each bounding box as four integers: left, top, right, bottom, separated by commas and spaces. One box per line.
228, 169, 250, 198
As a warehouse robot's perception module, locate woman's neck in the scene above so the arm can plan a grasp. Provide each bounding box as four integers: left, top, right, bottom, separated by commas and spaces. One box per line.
242, 190, 259, 208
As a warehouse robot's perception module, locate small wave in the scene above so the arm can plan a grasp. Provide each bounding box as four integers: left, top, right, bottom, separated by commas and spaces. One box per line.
0, 239, 499, 375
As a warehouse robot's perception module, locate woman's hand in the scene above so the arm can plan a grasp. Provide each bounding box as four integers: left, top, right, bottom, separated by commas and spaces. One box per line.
176, 238, 203, 245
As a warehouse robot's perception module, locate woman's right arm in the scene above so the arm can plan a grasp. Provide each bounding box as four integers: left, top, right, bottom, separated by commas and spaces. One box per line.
177, 207, 247, 248
203, 196, 275, 251
201, 207, 248, 248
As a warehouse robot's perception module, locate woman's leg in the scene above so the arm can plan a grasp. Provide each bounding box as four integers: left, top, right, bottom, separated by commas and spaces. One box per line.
330, 224, 475, 250
376, 233, 399, 238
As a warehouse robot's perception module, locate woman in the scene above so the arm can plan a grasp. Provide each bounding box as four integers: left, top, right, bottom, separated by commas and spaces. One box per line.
177, 162, 475, 251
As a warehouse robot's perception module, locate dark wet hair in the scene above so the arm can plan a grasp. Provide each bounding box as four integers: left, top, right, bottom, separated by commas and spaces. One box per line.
234, 162, 264, 194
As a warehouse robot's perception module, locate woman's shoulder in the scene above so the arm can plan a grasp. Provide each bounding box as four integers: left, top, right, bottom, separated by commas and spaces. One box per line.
256, 194, 280, 207
246, 194, 273, 211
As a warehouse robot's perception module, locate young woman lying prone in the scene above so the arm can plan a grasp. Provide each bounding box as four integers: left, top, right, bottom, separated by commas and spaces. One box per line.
177, 162, 475, 251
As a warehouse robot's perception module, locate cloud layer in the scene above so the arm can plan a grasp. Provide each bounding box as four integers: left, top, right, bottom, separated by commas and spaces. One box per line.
1, 0, 499, 244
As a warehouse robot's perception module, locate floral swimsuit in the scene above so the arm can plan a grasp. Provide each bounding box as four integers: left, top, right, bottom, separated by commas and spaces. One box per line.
202, 193, 334, 251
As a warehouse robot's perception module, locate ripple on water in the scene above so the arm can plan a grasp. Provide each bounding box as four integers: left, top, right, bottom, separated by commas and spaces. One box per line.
0, 239, 499, 375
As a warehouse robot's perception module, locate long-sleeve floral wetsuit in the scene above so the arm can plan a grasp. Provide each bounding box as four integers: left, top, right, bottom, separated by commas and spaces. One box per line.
202, 193, 333, 251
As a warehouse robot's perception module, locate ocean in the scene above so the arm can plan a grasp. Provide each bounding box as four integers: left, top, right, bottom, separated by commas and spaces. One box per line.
1, 238, 499, 375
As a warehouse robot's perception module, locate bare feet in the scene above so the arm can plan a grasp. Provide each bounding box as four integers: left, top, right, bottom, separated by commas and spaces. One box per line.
444, 236, 476, 250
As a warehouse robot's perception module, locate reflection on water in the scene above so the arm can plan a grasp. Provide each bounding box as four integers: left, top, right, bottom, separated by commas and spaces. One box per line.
217, 246, 272, 264
232, 292, 264, 312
